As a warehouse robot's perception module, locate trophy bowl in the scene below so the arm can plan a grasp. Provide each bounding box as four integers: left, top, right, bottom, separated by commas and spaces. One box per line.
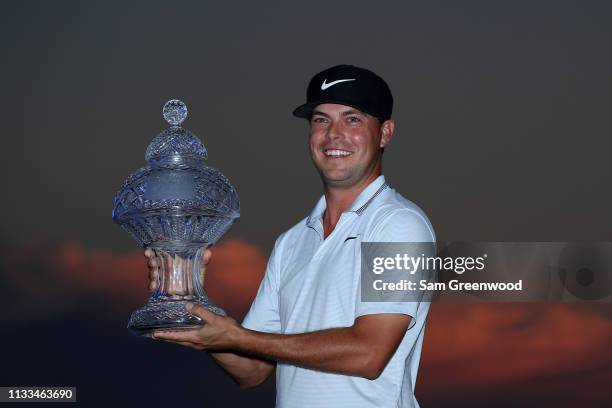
112, 99, 240, 337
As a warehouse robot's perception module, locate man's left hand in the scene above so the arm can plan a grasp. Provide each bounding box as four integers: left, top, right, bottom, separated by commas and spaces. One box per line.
153, 303, 241, 350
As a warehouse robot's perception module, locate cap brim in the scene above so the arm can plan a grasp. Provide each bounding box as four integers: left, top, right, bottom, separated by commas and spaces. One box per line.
292, 101, 324, 119
292, 99, 381, 120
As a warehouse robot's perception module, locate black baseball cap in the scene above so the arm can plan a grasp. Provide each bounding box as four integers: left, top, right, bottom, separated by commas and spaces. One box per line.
293, 64, 393, 121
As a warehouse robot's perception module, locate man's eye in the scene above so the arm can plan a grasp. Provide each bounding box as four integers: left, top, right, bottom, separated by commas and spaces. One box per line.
347, 116, 361, 123
312, 117, 327, 124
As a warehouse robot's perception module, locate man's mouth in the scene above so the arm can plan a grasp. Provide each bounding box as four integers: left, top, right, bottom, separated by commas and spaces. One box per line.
324, 149, 353, 158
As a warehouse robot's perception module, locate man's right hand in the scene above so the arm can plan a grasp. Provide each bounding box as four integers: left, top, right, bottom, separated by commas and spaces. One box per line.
143, 248, 213, 292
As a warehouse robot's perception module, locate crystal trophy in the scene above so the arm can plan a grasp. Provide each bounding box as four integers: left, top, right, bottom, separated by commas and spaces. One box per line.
112, 99, 240, 336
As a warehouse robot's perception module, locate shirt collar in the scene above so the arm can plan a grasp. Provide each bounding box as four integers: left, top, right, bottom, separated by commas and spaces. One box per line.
306, 175, 388, 227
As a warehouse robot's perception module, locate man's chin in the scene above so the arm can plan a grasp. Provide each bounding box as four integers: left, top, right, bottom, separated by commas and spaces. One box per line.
322, 174, 358, 189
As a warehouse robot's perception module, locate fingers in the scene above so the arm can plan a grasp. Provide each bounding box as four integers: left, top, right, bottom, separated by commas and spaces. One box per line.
144, 248, 159, 271
203, 249, 212, 265
148, 279, 159, 292
148, 260, 159, 276
145, 248, 160, 292
199, 250, 212, 290
153, 334, 203, 350
185, 302, 217, 323
147, 256, 159, 270
145, 248, 211, 293
153, 328, 200, 344
148, 262, 159, 292
150, 332, 193, 347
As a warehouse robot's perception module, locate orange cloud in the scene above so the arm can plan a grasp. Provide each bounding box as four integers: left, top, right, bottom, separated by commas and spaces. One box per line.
1, 239, 266, 322
205, 238, 267, 318
418, 302, 612, 404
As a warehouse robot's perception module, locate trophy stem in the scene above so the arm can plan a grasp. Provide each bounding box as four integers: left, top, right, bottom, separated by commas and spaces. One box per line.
127, 244, 225, 337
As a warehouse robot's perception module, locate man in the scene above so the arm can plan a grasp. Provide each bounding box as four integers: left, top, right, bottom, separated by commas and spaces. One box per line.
150, 64, 436, 407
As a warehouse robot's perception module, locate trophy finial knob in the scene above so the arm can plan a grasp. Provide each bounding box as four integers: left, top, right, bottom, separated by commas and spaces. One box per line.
162, 99, 188, 126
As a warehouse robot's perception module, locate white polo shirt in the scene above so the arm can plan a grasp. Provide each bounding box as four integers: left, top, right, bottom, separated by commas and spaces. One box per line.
242, 175, 436, 408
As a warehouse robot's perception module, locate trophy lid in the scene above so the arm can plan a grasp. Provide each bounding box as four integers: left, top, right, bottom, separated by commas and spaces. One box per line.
112, 99, 240, 247
145, 99, 208, 164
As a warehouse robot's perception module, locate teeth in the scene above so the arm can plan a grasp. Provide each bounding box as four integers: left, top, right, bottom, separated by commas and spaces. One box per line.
324, 149, 352, 157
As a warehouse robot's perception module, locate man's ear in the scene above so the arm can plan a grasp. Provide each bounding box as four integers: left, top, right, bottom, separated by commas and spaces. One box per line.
380, 119, 395, 148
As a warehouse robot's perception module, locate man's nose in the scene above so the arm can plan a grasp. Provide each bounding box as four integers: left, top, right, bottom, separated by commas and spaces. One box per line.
326, 120, 343, 141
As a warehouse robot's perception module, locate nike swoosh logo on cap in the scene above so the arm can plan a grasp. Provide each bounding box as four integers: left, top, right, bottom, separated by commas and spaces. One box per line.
321, 78, 356, 90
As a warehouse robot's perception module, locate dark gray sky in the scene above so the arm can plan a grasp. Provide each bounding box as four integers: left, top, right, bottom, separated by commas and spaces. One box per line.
1, 0, 611, 253
2, 3, 612, 407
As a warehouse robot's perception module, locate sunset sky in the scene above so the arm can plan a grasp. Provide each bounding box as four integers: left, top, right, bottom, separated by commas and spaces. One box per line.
1, 1, 611, 406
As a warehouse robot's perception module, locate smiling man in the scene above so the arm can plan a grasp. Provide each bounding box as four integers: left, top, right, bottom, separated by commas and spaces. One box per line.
152, 65, 436, 408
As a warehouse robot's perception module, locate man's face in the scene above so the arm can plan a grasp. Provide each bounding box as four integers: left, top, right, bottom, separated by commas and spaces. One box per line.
309, 103, 393, 189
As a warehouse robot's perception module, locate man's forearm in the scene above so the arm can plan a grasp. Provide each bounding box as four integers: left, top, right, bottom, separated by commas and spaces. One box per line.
208, 351, 275, 389
154, 306, 410, 381
230, 326, 380, 379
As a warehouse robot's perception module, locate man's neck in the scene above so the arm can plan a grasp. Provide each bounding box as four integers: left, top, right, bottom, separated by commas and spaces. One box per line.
321, 173, 381, 238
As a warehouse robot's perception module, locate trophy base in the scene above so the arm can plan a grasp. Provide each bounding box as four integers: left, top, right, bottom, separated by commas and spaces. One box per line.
127, 299, 226, 337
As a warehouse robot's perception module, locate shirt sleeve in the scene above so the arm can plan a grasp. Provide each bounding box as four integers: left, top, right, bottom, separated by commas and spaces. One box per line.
356, 208, 436, 329
241, 234, 283, 334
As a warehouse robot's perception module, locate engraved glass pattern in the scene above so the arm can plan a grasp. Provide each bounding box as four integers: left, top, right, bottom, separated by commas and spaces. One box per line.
112, 99, 239, 336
